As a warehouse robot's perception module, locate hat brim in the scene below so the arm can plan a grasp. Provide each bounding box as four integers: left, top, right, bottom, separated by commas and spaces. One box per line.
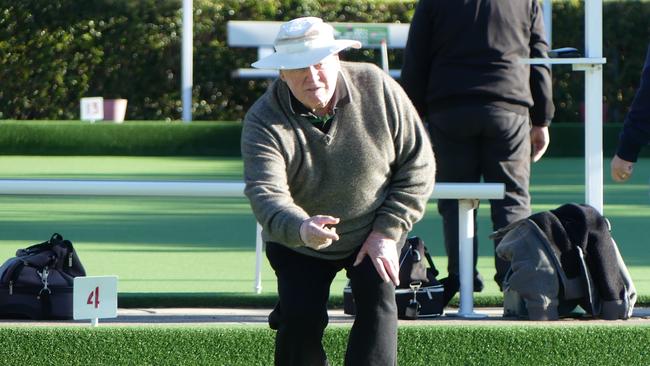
251, 40, 361, 70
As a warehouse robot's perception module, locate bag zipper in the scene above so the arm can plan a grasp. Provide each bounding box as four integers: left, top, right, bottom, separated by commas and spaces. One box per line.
6, 261, 26, 295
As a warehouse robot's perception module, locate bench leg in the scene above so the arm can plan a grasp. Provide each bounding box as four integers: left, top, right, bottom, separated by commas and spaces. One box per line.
448, 199, 487, 319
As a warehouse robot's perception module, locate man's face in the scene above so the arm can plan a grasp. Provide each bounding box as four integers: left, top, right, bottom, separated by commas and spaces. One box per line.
280, 55, 340, 111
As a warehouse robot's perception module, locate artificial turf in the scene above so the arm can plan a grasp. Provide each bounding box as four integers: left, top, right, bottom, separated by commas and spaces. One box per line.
0, 156, 648, 304
0, 325, 649, 365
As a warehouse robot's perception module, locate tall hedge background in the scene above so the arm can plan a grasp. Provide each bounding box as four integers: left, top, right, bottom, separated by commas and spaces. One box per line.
1, 0, 649, 122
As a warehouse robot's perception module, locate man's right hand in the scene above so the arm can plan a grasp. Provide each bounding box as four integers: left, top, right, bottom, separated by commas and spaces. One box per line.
531, 125, 550, 163
611, 154, 634, 182
300, 215, 340, 250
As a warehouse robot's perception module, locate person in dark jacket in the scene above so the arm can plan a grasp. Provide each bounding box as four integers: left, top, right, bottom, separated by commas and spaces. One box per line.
401, 0, 555, 300
611, 43, 650, 182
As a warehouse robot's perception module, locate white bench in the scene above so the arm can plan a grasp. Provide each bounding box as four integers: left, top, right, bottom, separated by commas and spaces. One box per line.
227, 20, 410, 79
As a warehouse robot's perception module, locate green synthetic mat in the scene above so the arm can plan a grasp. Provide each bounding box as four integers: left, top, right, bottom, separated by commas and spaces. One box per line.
0, 326, 649, 365
0, 156, 648, 303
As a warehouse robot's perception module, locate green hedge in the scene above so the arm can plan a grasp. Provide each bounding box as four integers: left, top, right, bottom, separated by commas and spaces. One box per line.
0, 0, 414, 121
0, 120, 637, 158
546, 122, 624, 157
1, 1, 649, 122
0, 120, 241, 156
0, 326, 648, 365
551, 1, 650, 123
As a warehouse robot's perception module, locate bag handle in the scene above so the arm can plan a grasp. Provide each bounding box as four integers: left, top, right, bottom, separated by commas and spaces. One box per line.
17, 233, 65, 256
400, 237, 440, 285
421, 245, 439, 279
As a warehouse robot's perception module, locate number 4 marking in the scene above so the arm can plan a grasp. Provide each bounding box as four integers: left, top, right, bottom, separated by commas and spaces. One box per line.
87, 286, 100, 308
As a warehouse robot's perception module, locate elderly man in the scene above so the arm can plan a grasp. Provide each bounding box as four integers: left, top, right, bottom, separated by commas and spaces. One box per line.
241, 17, 435, 366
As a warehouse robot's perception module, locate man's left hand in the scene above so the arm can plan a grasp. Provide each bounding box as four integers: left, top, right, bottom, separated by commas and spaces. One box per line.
353, 231, 400, 286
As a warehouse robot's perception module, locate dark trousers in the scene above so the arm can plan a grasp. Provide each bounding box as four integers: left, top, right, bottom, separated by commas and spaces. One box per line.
266, 242, 398, 366
427, 104, 532, 287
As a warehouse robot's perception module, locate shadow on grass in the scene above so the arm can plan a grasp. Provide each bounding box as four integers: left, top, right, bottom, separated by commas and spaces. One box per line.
117, 292, 650, 309
0, 211, 258, 249
118, 292, 281, 308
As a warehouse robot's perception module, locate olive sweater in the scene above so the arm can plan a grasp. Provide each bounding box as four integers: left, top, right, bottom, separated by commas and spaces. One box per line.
241, 62, 436, 260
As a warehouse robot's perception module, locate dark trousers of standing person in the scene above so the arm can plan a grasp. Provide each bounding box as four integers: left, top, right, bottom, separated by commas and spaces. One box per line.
265, 241, 398, 366
427, 104, 532, 291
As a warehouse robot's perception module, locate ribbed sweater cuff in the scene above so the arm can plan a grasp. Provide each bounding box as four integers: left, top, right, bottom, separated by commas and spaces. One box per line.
289, 216, 307, 247
372, 214, 406, 242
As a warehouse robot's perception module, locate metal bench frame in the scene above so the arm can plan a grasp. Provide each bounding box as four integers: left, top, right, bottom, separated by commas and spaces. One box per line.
227, 20, 409, 79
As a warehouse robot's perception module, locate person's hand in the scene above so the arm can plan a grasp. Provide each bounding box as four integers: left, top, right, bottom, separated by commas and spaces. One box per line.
611, 154, 634, 182
353, 231, 400, 286
300, 215, 340, 250
530, 125, 550, 163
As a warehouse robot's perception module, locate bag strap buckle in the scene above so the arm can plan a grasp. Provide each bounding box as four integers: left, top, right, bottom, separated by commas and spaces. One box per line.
409, 281, 422, 292
37, 267, 51, 298
409, 281, 422, 300
405, 281, 422, 319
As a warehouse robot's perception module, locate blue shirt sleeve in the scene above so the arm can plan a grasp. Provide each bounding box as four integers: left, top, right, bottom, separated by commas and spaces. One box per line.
617, 44, 650, 162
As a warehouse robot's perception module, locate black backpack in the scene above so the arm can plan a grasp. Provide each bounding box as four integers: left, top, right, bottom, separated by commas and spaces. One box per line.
344, 236, 444, 319
0, 233, 86, 319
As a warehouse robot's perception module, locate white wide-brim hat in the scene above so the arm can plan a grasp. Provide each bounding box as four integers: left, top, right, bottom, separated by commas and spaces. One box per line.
252, 17, 361, 70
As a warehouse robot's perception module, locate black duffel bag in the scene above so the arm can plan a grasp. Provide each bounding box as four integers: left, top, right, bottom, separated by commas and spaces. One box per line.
344, 236, 444, 319
0, 233, 86, 319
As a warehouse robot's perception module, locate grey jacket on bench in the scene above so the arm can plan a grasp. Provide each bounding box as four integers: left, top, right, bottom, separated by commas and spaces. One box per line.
495, 203, 636, 321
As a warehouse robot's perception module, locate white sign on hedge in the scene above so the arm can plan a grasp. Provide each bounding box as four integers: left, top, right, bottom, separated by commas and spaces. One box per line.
80, 97, 104, 122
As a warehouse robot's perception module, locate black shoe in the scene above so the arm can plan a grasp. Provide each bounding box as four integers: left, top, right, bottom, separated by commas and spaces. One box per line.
440, 276, 459, 307
474, 273, 485, 293
268, 303, 281, 330
441, 273, 485, 306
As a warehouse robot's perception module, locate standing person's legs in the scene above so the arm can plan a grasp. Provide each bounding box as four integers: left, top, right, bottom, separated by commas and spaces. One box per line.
344, 256, 398, 366
479, 106, 531, 288
266, 242, 340, 366
428, 107, 482, 300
